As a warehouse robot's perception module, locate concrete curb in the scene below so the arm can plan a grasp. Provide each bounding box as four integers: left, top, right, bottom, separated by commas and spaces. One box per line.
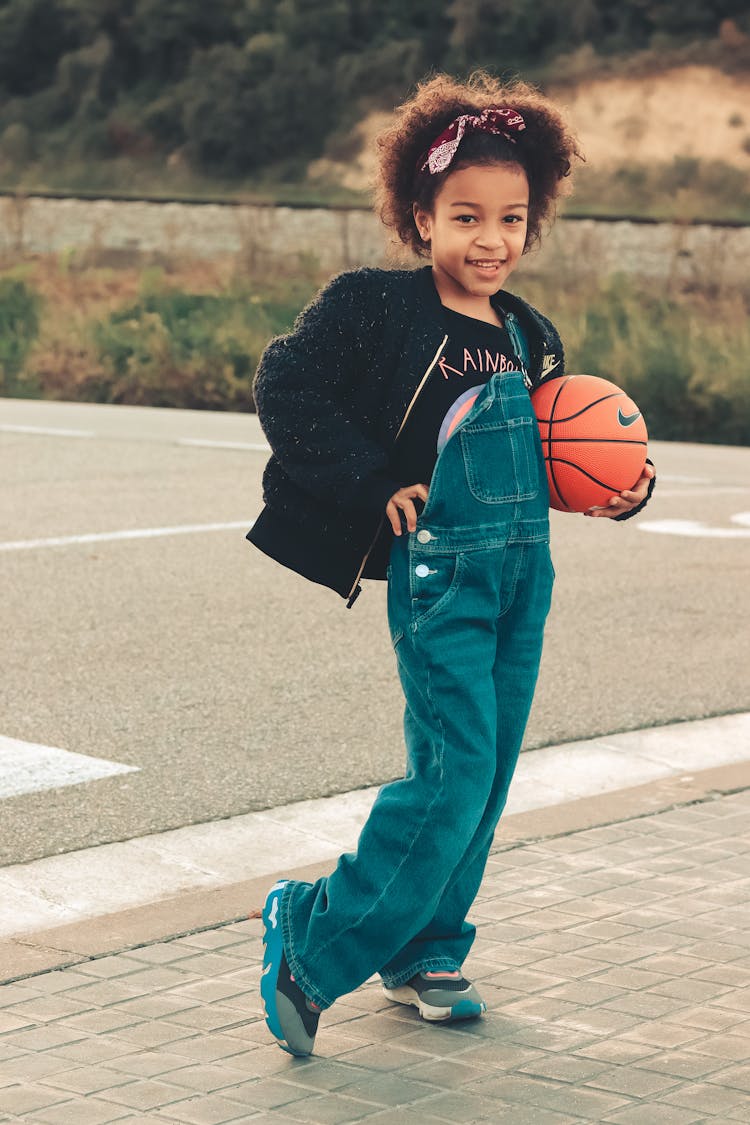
2, 757, 747, 986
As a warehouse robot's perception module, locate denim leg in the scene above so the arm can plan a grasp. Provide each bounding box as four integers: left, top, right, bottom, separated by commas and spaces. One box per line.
280, 593, 499, 1009
381, 543, 554, 976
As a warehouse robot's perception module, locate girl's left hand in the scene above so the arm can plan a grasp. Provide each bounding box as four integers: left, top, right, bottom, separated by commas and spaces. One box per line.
584, 463, 655, 519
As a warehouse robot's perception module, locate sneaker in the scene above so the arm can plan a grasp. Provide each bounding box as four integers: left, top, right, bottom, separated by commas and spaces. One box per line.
382, 969, 486, 1022
260, 879, 321, 1056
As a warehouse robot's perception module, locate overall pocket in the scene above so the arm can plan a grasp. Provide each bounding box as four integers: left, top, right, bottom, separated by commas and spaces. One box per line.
460, 417, 539, 503
408, 549, 464, 629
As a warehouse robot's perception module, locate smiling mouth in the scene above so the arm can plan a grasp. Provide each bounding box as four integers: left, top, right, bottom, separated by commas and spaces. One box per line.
468, 259, 506, 270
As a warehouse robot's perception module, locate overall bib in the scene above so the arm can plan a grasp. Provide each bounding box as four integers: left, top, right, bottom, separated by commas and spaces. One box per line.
279, 368, 554, 1011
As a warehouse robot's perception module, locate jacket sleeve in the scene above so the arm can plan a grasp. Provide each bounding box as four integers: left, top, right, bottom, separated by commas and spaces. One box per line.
253, 270, 402, 519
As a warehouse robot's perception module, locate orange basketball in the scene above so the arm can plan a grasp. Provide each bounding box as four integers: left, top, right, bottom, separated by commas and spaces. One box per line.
531, 375, 648, 513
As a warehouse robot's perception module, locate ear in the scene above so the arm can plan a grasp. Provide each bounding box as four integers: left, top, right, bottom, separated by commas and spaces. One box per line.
412, 202, 431, 243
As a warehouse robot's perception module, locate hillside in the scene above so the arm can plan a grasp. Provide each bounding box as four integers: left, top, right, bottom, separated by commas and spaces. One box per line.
308, 66, 750, 196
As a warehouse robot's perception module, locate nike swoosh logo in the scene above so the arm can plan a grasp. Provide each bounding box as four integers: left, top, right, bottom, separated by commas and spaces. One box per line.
618, 409, 642, 427
541, 356, 560, 376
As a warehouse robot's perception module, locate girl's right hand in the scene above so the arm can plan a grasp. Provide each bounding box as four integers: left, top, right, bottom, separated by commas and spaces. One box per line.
386, 484, 430, 535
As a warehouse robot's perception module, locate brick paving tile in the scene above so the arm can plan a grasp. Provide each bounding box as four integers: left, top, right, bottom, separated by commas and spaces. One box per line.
44, 1034, 140, 1064
39, 1064, 133, 1095
515, 1052, 611, 1083
556, 1007, 643, 1037
334, 1070, 435, 1107
675, 1006, 750, 1032
0, 1052, 71, 1084
160, 1005, 256, 1033
0, 1012, 35, 1036
58, 1008, 145, 1034
471, 1071, 632, 1118
2, 1024, 86, 1052
489, 1109, 589, 1124
160, 1034, 252, 1064
636, 1049, 729, 1079
95, 1077, 196, 1111
165, 954, 249, 978
21, 970, 94, 993
31, 1099, 134, 1124
706, 1062, 750, 1091
695, 965, 750, 987
105, 1020, 197, 1049
618, 1021, 711, 1049
599, 992, 688, 1017
108, 993, 201, 1021
660, 1082, 750, 1114
398, 1055, 488, 1088
155, 1092, 267, 1123
54, 980, 152, 1007
398, 1086, 512, 1122
126, 942, 205, 965
573, 1038, 660, 1064
280, 1093, 388, 1123
352, 1100, 481, 1125
106, 1050, 196, 1079
176, 929, 254, 951
650, 978, 735, 1003
157, 1062, 272, 1094
584, 1065, 684, 1097
602, 1104, 705, 1124
0, 1083, 71, 1115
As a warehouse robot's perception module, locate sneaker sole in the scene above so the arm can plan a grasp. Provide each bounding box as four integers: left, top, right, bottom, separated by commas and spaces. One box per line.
382, 984, 486, 1022
260, 879, 309, 1057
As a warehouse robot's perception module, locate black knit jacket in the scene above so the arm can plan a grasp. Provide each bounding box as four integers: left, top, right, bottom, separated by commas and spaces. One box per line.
248, 266, 654, 606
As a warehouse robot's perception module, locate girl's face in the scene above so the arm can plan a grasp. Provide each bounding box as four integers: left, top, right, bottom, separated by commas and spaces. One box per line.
413, 162, 529, 311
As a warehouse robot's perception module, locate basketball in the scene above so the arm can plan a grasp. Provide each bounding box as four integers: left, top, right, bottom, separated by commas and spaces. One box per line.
531, 375, 648, 513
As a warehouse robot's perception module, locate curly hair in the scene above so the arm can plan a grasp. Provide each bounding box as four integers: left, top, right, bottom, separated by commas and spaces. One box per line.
374, 71, 584, 258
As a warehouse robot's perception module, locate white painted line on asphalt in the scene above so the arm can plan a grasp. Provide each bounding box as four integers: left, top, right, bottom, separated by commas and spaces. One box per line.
0, 424, 94, 438
658, 474, 712, 484
655, 487, 750, 498
640, 513, 750, 538
0, 521, 252, 552
0, 712, 748, 938
0, 735, 138, 800
177, 438, 271, 452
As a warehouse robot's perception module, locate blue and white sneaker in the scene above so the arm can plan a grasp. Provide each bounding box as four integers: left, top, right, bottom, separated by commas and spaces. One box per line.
383, 969, 486, 1022
260, 879, 321, 1056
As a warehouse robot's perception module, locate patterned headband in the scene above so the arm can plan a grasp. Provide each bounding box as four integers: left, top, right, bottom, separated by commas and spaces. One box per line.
416, 106, 526, 178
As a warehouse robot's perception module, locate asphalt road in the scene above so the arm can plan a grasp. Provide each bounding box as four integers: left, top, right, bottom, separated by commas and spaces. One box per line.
2, 397, 749, 866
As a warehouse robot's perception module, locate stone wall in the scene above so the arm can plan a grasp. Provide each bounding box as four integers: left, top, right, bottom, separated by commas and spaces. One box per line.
0, 192, 747, 292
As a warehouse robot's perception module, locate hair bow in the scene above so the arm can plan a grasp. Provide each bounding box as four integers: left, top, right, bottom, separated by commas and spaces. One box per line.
418, 107, 526, 177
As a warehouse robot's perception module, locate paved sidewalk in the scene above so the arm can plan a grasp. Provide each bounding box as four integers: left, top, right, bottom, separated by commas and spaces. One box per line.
2, 789, 750, 1124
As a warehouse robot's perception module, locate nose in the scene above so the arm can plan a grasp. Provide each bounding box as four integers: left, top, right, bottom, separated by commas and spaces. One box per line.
474, 224, 506, 252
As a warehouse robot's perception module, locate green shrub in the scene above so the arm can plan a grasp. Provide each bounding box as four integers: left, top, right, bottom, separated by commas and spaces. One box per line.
515, 274, 750, 445
0, 277, 41, 395
89, 286, 281, 410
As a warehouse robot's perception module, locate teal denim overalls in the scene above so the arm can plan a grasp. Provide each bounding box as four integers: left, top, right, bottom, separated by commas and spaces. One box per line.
278, 367, 554, 1010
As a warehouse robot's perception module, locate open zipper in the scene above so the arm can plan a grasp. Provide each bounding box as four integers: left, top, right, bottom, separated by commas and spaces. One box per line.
345, 333, 448, 608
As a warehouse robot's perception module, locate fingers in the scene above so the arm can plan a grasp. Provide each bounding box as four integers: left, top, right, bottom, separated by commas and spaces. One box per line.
585, 495, 626, 518
386, 484, 430, 535
386, 498, 419, 534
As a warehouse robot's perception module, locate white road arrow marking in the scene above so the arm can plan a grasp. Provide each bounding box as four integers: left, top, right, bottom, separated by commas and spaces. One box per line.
0, 735, 138, 799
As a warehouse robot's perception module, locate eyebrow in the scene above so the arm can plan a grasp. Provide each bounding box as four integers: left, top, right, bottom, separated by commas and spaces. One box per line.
449, 200, 529, 208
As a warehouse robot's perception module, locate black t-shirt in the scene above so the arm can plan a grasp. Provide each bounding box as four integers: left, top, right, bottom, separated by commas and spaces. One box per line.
391, 306, 524, 486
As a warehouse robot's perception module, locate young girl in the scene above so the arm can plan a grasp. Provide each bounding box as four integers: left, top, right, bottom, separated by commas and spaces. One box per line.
249, 72, 655, 1057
